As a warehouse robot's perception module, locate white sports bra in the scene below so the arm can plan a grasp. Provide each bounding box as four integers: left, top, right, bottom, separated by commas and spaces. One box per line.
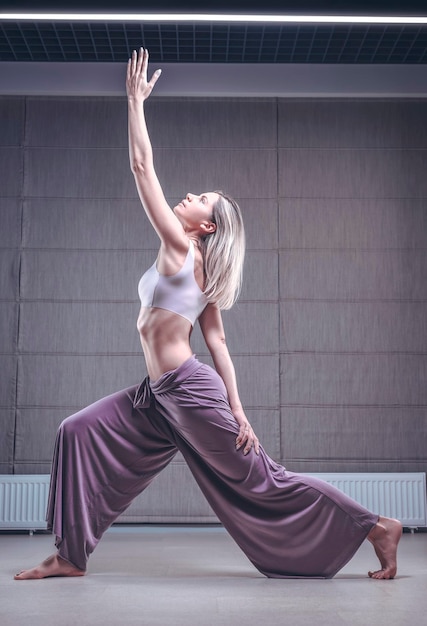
138, 240, 208, 326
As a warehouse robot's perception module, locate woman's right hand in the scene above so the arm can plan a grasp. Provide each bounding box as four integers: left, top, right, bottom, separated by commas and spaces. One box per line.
126, 48, 162, 102
233, 408, 260, 456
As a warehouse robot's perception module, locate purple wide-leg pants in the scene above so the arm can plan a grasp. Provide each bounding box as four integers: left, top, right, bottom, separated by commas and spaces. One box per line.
47, 355, 378, 578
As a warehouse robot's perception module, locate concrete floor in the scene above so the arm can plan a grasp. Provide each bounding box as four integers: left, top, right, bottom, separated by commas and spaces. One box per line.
1, 526, 426, 626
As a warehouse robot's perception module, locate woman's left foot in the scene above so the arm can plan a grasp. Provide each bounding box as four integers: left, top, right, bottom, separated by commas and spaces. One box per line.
14, 553, 85, 580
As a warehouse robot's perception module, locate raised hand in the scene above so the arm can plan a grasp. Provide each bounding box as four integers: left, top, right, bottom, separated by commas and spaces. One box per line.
126, 47, 162, 101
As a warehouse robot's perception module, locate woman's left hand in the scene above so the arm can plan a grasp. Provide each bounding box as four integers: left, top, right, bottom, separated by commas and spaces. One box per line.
233, 409, 260, 455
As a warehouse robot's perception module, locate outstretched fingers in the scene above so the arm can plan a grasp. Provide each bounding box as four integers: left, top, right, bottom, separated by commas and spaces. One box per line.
130, 48, 138, 75
148, 68, 162, 91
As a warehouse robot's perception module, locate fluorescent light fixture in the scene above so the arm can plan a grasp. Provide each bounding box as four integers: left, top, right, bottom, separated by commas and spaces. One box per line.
0, 13, 427, 25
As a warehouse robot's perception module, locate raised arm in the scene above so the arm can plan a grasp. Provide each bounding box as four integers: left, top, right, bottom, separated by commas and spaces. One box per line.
199, 303, 259, 455
126, 48, 187, 249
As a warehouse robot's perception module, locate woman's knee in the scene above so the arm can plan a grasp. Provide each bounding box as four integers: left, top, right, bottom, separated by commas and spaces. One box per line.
58, 408, 93, 439
58, 387, 137, 439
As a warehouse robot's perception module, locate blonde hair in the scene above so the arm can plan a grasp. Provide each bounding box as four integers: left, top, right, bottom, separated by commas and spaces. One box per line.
201, 191, 245, 310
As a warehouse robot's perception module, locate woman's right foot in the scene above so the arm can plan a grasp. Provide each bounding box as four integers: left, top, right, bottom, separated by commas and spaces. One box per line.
367, 516, 402, 579
14, 553, 85, 580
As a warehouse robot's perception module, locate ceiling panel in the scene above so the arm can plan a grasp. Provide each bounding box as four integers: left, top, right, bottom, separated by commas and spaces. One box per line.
1, 21, 426, 64
1, 1, 426, 64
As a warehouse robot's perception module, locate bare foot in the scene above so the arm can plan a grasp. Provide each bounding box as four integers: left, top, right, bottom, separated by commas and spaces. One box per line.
367, 516, 402, 579
14, 553, 85, 580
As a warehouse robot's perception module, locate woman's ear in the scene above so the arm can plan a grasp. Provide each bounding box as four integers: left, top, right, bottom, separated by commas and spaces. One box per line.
200, 220, 217, 235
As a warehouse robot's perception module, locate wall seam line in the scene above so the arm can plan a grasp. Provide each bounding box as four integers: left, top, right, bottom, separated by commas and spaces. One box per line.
12, 96, 26, 475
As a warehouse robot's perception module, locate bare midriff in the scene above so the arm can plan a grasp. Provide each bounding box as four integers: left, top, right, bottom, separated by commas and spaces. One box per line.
137, 306, 194, 382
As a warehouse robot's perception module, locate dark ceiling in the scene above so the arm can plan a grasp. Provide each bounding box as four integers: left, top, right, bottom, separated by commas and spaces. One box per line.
1, 1, 427, 64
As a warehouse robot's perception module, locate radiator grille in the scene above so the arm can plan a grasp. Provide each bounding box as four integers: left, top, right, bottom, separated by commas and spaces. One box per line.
0, 475, 50, 530
0, 472, 425, 530
305, 473, 426, 528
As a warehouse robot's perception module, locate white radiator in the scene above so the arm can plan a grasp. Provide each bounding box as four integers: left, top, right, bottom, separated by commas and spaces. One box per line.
0, 473, 425, 531
0, 475, 50, 532
304, 472, 426, 528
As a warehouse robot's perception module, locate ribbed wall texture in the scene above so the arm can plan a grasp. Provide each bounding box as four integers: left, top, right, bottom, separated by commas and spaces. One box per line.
0, 95, 426, 520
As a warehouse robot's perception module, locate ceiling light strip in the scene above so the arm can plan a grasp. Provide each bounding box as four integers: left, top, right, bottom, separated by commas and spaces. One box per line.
0, 14, 427, 25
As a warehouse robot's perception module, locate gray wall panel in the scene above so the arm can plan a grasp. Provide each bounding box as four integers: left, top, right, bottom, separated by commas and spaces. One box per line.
281, 428, 427, 472
278, 149, 427, 199
193, 303, 278, 356
26, 97, 127, 148
232, 356, 279, 408
220, 303, 278, 355
24, 147, 276, 200
279, 199, 427, 250
19, 302, 141, 354
26, 97, 277, 150
0, 409, 15, 468
117, 462, 218, 522
246, 409, 281, 460
13, 461, 56, 475
0, 100, 20, 476
188, 323, 207, 356
0, 199, 21, 248
279, 459, 427, 473
21, 250, 149, 301
23, 198, 159, 250
241, 251, 278, 301
17, 355, 146, 409
0, 147, 23, 197
281, 354, 427, 406
0, 250, 20, 300
278, 100, 427, 148
234, 199, 278, 250
22, 197, 277, 252
24, 148, 134, 199
146, 98, 278, 148
280, 302, 427, 353
196, 354, 279, 410
16, 408, 74, 462
156, 149, 277, 200
168, 198, 278, 250
14, 463, 56, 474
0, 356, 17, 407
193, 305, 277, 356
195, 353, 279, 410
279, 250, 427, 300
0, 303, 18, 353
0, 97, 24, 145
281, 407, 427, 465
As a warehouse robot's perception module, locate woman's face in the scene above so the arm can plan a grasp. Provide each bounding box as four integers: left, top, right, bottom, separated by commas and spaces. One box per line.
174, 192, 219, 234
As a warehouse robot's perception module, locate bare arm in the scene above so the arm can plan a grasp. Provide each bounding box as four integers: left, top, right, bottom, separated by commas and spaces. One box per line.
126, 48, 188, 250
199, 303, 259, 455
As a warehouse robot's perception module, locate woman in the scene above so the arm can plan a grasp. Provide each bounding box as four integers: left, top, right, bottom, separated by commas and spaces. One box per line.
15, 49, 401, 581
